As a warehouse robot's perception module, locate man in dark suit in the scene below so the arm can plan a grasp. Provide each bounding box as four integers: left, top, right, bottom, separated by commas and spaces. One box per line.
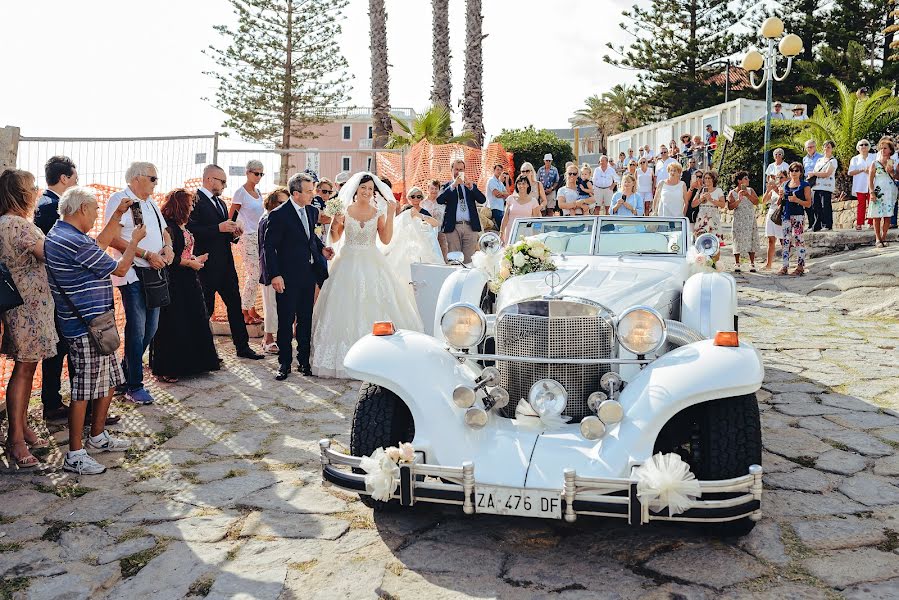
187, 164, 263, 360
436, 158, 486, 262
264, 173, 333, 380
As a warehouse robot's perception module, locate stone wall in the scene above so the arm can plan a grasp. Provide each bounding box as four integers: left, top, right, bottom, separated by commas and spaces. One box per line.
0, 126, 19, 171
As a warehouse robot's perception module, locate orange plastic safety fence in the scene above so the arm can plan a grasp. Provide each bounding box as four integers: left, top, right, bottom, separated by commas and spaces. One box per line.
375, 141, 513, 195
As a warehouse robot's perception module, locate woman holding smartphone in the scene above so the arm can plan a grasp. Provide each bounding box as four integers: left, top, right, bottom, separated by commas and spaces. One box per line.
691, 171, 725, 239
761, 171, 789, 270
728, 171, 760, 273
780, 162, 813, 276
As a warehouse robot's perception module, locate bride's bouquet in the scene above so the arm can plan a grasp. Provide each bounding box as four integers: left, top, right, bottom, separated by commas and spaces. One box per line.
324, 196, 345, 217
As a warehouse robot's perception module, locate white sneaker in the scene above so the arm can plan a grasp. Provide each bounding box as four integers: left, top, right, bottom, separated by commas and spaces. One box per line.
63, 450, 107, 475
85, 431, 131, 453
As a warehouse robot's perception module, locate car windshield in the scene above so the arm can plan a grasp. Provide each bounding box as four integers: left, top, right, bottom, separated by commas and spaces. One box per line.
594, 218, 687, 256
509, 218, 595, 255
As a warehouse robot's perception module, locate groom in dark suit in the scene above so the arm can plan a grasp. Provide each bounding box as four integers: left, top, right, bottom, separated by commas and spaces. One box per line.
188, 165, 263, 359
264, 173, 333, 380
437, 158, 486, 262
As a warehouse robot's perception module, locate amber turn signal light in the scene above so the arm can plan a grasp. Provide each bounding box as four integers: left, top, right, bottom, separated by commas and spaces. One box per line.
372, 321, 396, 336
713, 331, 739, 347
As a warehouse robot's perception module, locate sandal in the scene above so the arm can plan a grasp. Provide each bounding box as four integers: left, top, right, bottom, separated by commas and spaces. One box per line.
24, 430, 50, 449
791, 266, 805, 276
155, 374, 179, 383
749, 267, 757, 273
263, 342, 280, 355
777, 267, 789, 276
5, 441, 39, 469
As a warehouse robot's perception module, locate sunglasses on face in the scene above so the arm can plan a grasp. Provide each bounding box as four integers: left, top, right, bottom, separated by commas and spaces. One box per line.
319, 189, 333, 195
859, 144, 869, 147
566, 172, 578, 176
789, 168, 801, 172
409, 194, 423, 199
521, 169, 532, 173
144, 175, 158, 183
212, 176, 227, 185
249, 171, 264, 177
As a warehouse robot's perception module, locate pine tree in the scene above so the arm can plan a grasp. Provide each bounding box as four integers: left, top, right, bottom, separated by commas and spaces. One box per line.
604, 0, 744, 118
205, 0, 351, 184
430, 0, 452, 128
370, 0, 392, 149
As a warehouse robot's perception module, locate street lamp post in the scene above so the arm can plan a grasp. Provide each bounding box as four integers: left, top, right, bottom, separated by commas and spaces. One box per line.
741, 17, 803, 181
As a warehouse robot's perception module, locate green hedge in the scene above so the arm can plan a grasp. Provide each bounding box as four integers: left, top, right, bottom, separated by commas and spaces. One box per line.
713, 121, 805, 192
492, 126, 576, 176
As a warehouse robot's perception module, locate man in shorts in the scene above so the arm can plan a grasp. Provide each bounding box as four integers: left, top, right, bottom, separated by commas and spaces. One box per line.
591, 155, 620, 215
45, 186, 146, 475
537, 153, 560, 215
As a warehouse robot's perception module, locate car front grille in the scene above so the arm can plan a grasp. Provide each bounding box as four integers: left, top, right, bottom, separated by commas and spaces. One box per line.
496, 300, 613, 422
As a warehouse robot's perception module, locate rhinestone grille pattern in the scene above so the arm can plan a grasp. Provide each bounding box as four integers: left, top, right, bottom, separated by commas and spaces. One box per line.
496, 304, 613, 422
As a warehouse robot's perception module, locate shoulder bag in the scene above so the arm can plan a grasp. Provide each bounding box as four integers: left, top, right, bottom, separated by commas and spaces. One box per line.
0, 261, 24, 314
46, 267, 120, 355
132, 202, 171, 308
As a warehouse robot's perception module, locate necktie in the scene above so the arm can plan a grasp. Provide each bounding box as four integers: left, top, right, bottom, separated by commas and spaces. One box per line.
298, 207, 313, 264
213, 195, 226, 219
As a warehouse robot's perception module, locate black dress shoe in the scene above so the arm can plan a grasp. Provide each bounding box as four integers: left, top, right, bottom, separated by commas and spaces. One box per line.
296, 364, 313, 376
236, 347, 264, 360
275, 366, 290, 381
43, 406, 69, 422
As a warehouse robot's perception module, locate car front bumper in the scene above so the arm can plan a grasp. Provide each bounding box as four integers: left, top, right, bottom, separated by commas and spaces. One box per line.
319, 439, 764, 525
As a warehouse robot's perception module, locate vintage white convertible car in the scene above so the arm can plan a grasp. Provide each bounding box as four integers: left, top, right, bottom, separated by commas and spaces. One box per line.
320, 216, 764, 535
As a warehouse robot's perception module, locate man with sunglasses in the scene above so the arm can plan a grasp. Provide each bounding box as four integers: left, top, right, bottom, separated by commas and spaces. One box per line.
848, 139, 875, 230
188, 164, 264, 361
312, 178, 336, 236
103, 162, 175, 405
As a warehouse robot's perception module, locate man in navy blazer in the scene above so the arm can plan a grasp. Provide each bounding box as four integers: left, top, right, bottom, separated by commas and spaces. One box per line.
437, 158, 486, 262
264, 173, 333, 380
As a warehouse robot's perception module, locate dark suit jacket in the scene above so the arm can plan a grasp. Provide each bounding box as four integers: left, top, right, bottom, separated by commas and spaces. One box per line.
34, 190, 61, 235
187, 189, 237, 281
263, 201, 328, 288
436, 181, 486, 233
257, 213, 272, 286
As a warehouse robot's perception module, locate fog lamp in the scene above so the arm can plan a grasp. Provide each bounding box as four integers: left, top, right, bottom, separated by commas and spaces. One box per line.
464, 407, 489, 429
528, 379, 567, 419
452, 385, 476, 408
580, 416, 606, 440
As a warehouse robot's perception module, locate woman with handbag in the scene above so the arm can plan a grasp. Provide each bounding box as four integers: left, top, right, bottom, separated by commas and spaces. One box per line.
761, 171, 789, 270
780, 163, 813, 276
149, 189, 221, 382
0, 169, 58, 468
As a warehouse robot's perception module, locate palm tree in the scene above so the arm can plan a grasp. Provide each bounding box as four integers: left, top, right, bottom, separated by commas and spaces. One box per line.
461, 0, 485, 147
601, 84, 645, 132
430, 0, 452, 130
771, 78, 899, 192
385, 105, 474, 149
370, 0, 392, 149
573, 95, 617, 155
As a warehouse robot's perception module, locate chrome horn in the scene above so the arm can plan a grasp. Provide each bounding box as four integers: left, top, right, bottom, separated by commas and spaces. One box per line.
694, 232, 721, 259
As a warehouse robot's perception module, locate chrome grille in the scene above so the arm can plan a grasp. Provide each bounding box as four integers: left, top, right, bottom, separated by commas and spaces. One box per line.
496, 300, 613, 422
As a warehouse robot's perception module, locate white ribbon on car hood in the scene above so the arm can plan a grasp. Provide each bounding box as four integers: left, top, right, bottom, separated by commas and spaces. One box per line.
514, 398, 572, 430
359, 448, 401, 502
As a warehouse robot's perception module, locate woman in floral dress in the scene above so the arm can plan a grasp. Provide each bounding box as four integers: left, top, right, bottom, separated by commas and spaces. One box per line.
691, 171, 725, 240
0, 169, 58, 468
867, 137, 898, 248
728, 171, 760, 273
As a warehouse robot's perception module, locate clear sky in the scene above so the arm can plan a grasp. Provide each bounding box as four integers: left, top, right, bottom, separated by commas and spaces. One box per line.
2, 0, 637, 145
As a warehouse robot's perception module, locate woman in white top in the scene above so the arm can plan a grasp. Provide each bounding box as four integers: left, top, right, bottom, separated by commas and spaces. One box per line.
809, 140, 837, 231
519, 162, 548, 214
848, 138, 875, 230
636, 157, 655, 216
229, 160, 266, 325
652, 162, 689, 217
691, 170, 725, 240
761, 171, 789, 269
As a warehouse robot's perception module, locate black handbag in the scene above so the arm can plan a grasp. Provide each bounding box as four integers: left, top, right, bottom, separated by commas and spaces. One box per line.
132, 202, 171, 308
0, 261, 24, 313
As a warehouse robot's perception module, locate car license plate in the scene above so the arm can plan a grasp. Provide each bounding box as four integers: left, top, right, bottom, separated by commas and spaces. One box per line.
474, 485, 562, 519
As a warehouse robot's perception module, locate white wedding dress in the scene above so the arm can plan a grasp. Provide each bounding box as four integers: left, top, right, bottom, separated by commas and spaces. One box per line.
311, 197, 424, 379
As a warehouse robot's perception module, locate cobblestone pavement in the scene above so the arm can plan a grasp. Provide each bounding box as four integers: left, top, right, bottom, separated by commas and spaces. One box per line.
1, 250, 898, 600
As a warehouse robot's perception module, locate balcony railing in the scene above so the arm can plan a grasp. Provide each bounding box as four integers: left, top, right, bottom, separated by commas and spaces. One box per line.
301, 107, 416, 121
358, 139, 373, 149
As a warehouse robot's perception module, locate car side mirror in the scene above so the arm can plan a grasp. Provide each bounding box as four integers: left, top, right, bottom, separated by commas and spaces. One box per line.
446, 251, 466, 266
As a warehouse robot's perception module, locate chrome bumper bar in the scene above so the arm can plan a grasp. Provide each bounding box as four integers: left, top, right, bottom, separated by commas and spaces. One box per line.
448, 352, 652, 365
319, 439, 763, 525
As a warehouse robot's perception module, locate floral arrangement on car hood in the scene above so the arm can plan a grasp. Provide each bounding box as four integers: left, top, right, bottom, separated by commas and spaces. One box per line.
473, 237, 556, 293
686, 246, 718, 274
358, 442, 415, 501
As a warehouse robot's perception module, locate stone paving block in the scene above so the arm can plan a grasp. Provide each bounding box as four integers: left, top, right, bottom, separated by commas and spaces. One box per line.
760, 451, 797, 473
107, 540, 233, 599
641, 544, 767, 589
796, 416, 848, 433
118, 499, 206, 522
161, 425, 225, 450
172, 472, 280, 508
735, 520, 790, 566
503, 546, 652, 593
819, 393, 880, 412
146, 513, 242, 542
792, 516, 888, 550
58, 525, 113, 561
873, 454, 899, 477
235, 482, 348, 514
395, 539, 506, 578
240, 510, 350, 540
815, 449, 868, 475
764, 467, 835, 493
0, 516, 46, 543
871, 427, 899, 444
96, 536, 157, 564
764, 490, 866, 517
284, 555, 389, 600
183, 460, 261, 483
206, 538, 323, 600
827, 412, 899, 430
0, 541, 65, 578
767, 391, 815, 405
45, 490, 139, 523
803, 547, 899, 588
774, 403, 848, 417
763, 427, 832, 460
819, 430, 894, 457
718, 584, 830, 599
838, 473, 899, 507
765, 382, 826, 394
204, 430, 271, 457
842, 578, 899, 600
0, 489, 61, 518
18, 562, 119, 600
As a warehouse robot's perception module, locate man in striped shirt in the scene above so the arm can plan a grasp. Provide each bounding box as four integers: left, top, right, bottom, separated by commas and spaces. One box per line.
44, 187, 145, 475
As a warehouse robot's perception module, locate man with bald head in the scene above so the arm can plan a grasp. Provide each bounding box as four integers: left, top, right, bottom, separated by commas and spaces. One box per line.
188, 165, 263, 360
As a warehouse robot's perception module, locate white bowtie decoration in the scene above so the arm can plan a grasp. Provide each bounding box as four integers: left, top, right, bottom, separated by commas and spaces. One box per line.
358, 442, 416, 502
633, 452, 702, 515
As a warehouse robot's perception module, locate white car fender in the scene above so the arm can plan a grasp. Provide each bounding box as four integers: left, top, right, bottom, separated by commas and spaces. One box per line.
432, 268, 489, 343
681, 271, 738, 338
524, 339, 764, 487
343, 330, 539, 487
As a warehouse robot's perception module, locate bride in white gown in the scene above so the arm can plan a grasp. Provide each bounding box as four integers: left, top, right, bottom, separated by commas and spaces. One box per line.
310, 172, 424, 378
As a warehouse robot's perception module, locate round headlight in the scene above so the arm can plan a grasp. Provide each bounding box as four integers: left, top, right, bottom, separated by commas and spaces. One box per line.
440, 303, 487, 349
528, 379, 568, 419
694, 232, 720, 258
616, 306, 667, 356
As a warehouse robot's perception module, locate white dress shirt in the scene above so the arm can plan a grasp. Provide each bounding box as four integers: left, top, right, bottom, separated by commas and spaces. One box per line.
103, 187, 168, 286
292, 200, 314, 263
591, 166, 619, 189
849, 154, 876, 194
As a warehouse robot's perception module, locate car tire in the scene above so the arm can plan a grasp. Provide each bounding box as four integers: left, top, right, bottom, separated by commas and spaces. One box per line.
350, 383, 415, 511
654, 393, 761, 536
